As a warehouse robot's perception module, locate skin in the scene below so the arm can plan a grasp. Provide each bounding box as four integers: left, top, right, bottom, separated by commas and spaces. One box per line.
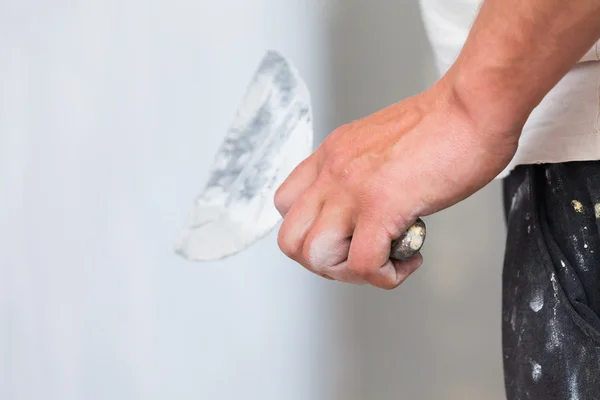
275, 0, 600, 289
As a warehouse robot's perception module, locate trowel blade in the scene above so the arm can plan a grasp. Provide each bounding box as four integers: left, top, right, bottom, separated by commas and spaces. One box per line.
175, 51, 314, 261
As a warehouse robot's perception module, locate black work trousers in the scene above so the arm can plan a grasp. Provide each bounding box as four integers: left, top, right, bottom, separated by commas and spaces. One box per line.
503, 162, 600, 399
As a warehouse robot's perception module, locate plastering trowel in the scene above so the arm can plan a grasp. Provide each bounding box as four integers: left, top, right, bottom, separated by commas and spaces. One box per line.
174, 50, 425, 262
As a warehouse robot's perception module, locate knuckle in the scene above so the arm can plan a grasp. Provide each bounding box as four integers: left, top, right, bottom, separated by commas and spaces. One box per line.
323, 135, 350, 175
277, 227, 301, 258
322, 154, 351, 183
362, 187, 412, 237
362, 179, 388, 208
274, 185, 290, 215
301, 236, 333, 273
301, 241, 316, 271
325, 124, 350, 143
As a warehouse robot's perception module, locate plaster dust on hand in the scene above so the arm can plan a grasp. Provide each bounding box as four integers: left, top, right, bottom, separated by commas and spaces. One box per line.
308, 232, 365, 284
307, 231, 350, 272
307, 228, 396, 284
174, 51, 314, 261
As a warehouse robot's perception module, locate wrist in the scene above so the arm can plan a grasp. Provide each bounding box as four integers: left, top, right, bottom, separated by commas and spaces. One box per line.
441, 62, 531, 141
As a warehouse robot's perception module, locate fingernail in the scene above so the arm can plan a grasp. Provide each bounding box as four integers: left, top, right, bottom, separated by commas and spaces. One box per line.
379, 260, 397, 283
320, 273, 335, 281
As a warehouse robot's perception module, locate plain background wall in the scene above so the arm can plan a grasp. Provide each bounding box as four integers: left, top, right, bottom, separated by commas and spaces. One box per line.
0, 1, 506, 399
322, 2, 507, 399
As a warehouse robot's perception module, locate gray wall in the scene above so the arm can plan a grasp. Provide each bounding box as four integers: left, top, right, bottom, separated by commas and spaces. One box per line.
0, 1, 506, 399
315, 1, 507, 399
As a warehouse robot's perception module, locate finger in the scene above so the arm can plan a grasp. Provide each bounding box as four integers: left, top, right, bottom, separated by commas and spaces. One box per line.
347, 214, 400, 290
277, 182, 325, 265
319, 273, 335, 281
274, 153, 321, 217
323, 261, 366, 285
391, 253, 423, 285
302, 199, 365, 284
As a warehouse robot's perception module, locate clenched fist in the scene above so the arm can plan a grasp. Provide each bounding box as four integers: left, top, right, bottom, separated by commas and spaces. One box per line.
274, 78, 521, 289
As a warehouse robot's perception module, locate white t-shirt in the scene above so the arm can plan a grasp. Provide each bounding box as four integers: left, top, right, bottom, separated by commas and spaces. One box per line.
419, 0, 600, 179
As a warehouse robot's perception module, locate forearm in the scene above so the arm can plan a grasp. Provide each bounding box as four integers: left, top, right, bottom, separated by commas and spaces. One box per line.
447, 0, 600, 133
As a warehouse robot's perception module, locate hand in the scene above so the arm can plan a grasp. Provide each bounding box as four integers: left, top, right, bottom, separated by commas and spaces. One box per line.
274, 78, 521, 289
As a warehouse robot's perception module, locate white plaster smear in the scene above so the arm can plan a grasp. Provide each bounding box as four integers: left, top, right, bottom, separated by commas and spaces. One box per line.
175, 51, 313, 261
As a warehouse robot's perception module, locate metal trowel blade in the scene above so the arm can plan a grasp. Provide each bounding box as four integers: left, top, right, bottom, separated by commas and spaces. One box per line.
175, 51, 314, 261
